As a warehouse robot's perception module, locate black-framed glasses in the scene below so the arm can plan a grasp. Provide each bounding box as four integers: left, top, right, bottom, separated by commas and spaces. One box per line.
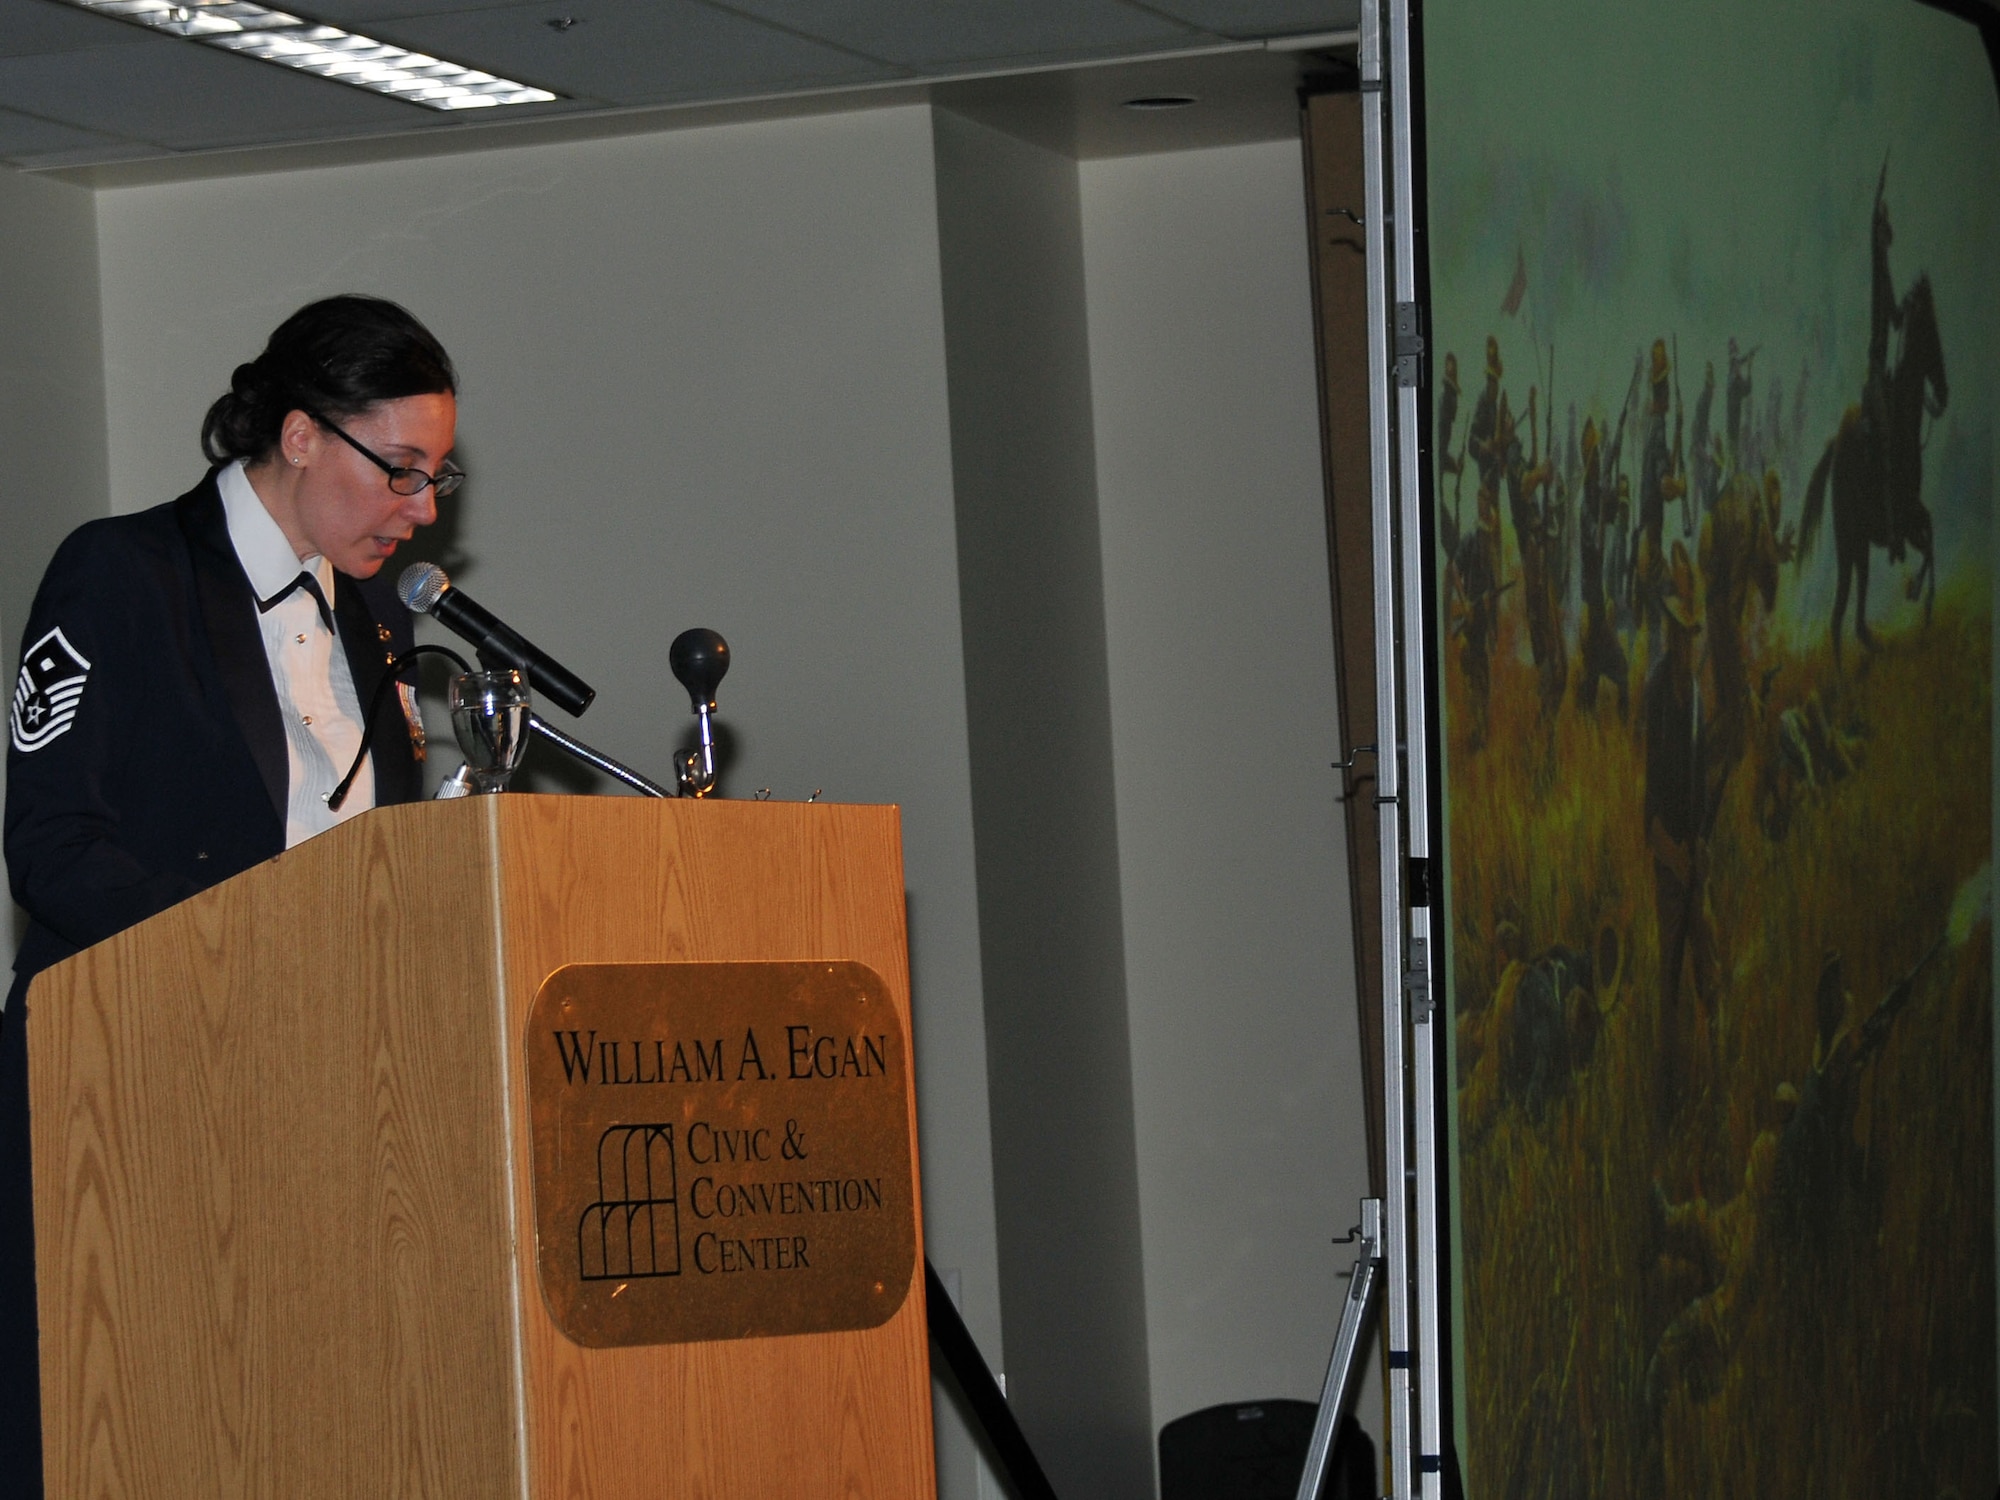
307, 409, 465, 498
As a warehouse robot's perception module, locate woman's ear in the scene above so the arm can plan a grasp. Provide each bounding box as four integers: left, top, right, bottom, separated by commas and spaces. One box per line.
278, 408, 317, 468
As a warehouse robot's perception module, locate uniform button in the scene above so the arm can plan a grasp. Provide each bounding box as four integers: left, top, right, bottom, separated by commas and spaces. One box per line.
295, 633, 306, 644
302, 714, 313, 726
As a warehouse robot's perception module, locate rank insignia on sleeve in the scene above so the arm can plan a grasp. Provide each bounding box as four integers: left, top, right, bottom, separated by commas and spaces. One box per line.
10, 627, 92, 754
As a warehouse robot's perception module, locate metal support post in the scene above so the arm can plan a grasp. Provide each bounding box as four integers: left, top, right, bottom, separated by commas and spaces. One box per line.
1385, 0, 1446, 1490
1356, 6, 1416, 1495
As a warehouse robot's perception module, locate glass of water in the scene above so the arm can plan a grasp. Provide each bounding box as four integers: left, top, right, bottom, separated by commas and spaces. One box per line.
448, 668, 532, 793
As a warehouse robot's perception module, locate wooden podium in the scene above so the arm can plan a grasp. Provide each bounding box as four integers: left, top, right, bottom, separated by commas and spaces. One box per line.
27, 796, 937, 1499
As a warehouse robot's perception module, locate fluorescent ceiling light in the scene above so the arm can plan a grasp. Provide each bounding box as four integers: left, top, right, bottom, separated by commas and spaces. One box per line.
59, 0, 560, 110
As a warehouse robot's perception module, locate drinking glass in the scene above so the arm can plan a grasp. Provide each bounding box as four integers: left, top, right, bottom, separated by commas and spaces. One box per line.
448, 668, 532, 793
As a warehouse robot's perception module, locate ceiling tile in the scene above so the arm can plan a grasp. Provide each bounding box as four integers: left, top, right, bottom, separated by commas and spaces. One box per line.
718, 0, 1200, 69
268, 0, 581, 19
362, 0, 898, 106
1137, 0, 1357, 38
0, 0, 1333, 166
0, 0, 153, 58
0, 30, 430, 149
0, 102, 131, 160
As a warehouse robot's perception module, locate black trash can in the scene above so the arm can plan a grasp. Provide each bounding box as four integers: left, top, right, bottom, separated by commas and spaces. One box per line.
1157, 1400, 1374, 1500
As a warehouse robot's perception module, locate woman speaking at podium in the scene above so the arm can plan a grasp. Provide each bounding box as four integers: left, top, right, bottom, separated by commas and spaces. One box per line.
1, 295, 461, 1493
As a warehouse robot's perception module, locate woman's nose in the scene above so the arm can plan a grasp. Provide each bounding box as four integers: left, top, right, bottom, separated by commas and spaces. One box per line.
403, 488, 438, 529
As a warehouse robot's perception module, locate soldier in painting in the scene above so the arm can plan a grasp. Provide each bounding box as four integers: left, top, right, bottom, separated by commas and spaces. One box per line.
1608, 472, 1635, 633
1448, 338, 1510, 746
1547, 399, 1575, 631
1691, 360, 1718, 514
1762, 377, 1786, 482
1565, 402, 1580, 495
1453, 444, 1504, 747
1437, 351, 1487, 743
1645, 939, 1944, 1413
1771, 943, 1941, 1254
1575, 418, 1629, 713
1727, 336, 1757, 468
1466, 336, 1506, 499
1637, 340, 1688, 668
1504, 386, 1565, 719
1865, 161, 1907, 559
1699, 467, 1788, 790
1644, 1079, 1796, 1411
1438, 350, 1464, 481
1458, 923, 1622, 1142
1756, 688, 1866, 839
1645, 542, 1715, 1123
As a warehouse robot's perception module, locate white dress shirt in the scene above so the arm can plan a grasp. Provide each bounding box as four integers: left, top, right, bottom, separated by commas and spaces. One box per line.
218, 460, 373, 848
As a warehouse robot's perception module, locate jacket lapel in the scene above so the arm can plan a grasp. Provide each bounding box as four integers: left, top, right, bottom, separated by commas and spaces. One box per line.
334, 575, 421, 806
177, 476, 288, 823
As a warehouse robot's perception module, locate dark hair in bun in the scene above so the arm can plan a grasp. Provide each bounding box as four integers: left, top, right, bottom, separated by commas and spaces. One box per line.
201, 295, 458, 466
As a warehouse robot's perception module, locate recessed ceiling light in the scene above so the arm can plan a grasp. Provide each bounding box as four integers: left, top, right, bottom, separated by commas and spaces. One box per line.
1121, 95, 1198, 111
56, 0, 561, 111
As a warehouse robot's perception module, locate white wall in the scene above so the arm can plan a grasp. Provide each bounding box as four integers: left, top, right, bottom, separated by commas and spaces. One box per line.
934, 106, 1155, 1500
0, 167, 106, 672
1080, 139, 1382, 1457
0, 162, 107, 970
91, 103, 1006, 1496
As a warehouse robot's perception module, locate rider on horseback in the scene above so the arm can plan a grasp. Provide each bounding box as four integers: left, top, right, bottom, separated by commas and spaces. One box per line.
1795, 166, 1943, 665
1865, 159, 1905, 560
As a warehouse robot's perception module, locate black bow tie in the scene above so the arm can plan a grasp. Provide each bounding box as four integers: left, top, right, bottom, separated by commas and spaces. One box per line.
257, 570, 334, 631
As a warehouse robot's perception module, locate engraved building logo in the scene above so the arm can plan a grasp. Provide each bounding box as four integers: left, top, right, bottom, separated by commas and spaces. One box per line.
578, 1123, 682, 1281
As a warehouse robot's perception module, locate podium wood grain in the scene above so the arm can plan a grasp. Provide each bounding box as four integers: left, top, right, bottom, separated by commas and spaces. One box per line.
494, 797, 934, 1500
29, 796, 936, 1499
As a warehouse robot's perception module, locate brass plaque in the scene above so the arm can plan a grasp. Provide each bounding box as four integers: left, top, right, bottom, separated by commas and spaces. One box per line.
525, 961, 916, 1348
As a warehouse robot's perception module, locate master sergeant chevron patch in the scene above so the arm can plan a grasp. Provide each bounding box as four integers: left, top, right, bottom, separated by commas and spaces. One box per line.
10, 626, 92, 753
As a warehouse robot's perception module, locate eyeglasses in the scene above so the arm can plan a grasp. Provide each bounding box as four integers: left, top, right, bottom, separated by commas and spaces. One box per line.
307, 409, 465, 498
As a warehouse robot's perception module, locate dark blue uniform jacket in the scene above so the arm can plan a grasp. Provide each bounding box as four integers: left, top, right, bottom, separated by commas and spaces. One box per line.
1, 469, 424, 1493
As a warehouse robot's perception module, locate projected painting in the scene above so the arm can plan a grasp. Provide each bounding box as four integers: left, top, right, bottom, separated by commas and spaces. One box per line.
1424, 0, 1998, 1493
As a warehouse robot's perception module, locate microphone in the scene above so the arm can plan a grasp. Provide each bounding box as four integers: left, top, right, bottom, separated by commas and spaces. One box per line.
397, 562, 596, 716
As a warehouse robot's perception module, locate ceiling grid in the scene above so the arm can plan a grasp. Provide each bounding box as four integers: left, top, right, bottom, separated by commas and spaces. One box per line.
0, 0, 1357, 173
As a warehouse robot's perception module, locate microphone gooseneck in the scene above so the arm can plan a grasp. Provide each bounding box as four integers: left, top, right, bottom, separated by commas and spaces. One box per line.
396, 562, 596, 717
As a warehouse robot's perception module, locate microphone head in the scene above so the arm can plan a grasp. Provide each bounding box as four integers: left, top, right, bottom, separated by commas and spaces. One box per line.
669, 628, 729, 711
398, 562, 450, 615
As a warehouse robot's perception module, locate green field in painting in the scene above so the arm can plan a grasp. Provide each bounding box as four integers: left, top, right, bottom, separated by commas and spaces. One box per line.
1445, 578, 1994, 1495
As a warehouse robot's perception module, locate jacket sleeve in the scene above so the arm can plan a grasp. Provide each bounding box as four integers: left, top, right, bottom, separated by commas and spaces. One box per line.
6, 525, 199, 953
